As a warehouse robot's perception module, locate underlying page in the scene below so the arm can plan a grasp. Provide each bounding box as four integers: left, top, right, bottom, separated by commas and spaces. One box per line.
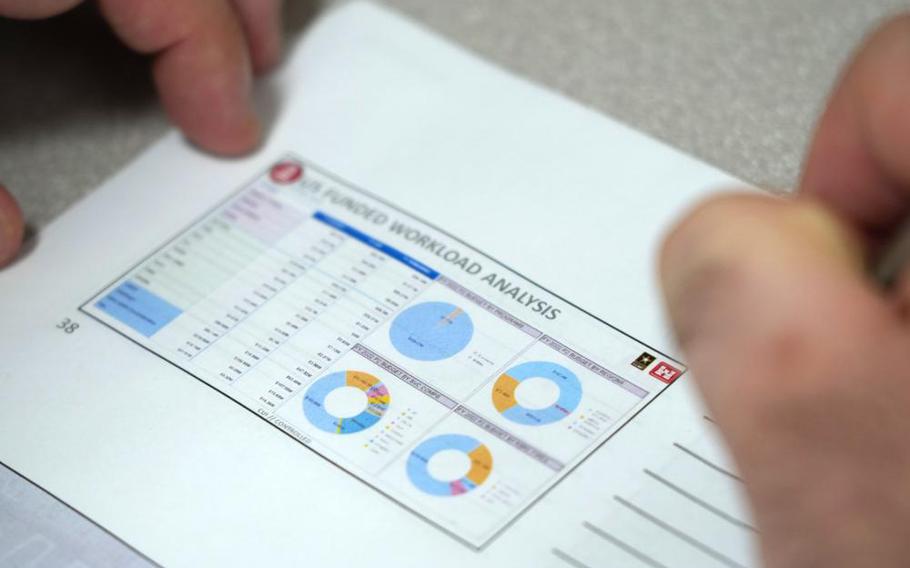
0, 3, 758, 567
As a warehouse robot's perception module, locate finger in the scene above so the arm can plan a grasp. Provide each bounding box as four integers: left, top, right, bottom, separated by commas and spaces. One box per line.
229, 0, 284, 74
0, 184, 25, 268
801, 15, 910, 241
0, 0, 81, 19
660, 193, 885, 447
97, 0, 260, 156
660, 192, 910, 564
661, 193, 881, 423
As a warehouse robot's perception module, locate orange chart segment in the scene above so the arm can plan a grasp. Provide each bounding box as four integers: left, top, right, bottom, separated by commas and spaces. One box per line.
466, 445, 493, 486
492, 373, 520, 413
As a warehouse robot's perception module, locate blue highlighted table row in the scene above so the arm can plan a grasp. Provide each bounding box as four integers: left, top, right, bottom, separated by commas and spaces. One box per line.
95, 281, 183, 337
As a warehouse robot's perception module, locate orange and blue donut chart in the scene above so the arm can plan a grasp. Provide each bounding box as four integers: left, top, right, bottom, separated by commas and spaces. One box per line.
407, 434, 493, 496
492, 361, 582, 425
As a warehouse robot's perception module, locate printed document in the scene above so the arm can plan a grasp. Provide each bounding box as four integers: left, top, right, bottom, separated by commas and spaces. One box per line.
0, 3, 758, 566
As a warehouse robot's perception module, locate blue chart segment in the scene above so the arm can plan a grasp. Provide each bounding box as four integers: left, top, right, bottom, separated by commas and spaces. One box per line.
389, 302, 474, 361
303, 370, 391, 434
94, 281, 182, 337
492, 361, 582, 425
407, 434, 493, 497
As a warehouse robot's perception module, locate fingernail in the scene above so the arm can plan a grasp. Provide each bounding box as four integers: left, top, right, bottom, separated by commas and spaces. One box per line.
787, 200, 865, 274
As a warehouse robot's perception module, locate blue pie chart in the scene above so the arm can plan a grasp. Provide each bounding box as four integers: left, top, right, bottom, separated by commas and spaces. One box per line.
390, 301, 474, 361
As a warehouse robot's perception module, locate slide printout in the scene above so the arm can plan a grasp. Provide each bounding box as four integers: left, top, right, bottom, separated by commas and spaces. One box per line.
82, 157, 686, 547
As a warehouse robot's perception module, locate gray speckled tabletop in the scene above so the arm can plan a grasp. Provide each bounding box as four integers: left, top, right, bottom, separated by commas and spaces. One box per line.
1, 1, 909, 563
2, 0, 910, 230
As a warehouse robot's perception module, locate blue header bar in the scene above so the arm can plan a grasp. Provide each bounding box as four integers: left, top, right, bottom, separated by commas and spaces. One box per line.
313, 211, 440, 280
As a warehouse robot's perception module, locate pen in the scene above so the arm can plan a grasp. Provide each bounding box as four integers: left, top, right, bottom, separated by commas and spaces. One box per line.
874, 219, 910, 287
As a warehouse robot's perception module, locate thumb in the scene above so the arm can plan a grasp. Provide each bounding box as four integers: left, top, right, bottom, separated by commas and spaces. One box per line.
659, 193, 910, 564
660, 193, 880, 421
0, 184, 25, 268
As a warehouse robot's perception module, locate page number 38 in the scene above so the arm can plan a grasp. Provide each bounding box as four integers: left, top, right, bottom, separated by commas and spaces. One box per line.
56, 318, 80, 334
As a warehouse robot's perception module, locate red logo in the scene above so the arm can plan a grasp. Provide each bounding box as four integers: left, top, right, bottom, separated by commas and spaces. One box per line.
649, 362, 682, 384
270, 161, 303, 184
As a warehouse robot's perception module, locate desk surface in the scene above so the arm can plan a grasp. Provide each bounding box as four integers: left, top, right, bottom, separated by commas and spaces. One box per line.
1, 0, 907, 229
0, 0, 907, 565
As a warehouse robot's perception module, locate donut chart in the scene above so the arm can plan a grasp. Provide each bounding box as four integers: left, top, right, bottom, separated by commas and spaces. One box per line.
389, 301, 474, 361
492, 361, 582, 425
407, 434, 493, 496
303, 370, 390, 434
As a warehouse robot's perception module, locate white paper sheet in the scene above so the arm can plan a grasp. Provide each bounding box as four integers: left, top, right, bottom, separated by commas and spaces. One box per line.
0, 3, 758, 566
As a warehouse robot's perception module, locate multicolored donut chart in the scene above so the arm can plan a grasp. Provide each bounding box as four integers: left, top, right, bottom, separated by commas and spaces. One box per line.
302, 370, 390, 434
492, 361, 582, 426
406, 434, 493, 496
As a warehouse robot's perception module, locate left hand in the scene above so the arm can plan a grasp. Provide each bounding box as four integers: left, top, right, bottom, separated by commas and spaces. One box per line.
0, 0, 285, 267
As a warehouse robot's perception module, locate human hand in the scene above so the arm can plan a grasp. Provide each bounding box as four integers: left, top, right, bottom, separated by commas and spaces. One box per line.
0, 0, 284, 267
660, 16, 910, 568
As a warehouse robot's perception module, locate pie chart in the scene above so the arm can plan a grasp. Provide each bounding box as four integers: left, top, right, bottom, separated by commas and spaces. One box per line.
389, 301, 474, 361
406, 434, 493, 496
492, 361, 582, 426
303, 370, 390, 434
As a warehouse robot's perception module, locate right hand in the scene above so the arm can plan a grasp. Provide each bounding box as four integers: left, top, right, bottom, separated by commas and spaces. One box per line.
0, 0, 285, 267
660, 15, 910, 567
